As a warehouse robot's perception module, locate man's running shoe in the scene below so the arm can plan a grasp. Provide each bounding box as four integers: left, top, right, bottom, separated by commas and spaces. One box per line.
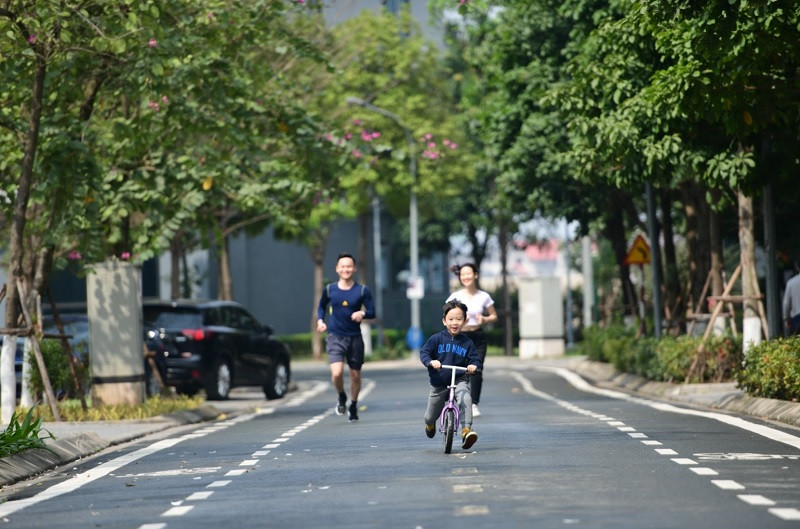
349, 402, 359, 421
425, 423, 436, 438
472, 403, 481, 417
336, 394, 347, 415
461, 427, 478, 450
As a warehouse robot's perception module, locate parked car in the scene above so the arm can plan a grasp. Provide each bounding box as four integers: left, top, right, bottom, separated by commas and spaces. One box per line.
142, 299, 291, 400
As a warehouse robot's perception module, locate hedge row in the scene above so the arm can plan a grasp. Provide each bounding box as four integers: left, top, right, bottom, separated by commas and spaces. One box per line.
737, 335, 800, 401
576, 325, 800, 401
575, 325, 742, 384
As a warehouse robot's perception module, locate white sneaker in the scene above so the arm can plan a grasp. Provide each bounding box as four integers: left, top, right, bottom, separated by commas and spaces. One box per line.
472, 404, 481, 417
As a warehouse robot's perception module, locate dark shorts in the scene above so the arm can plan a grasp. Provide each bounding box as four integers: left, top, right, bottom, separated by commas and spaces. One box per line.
326, 334, 365, 370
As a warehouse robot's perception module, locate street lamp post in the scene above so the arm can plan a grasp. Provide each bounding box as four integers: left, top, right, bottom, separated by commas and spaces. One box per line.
345, 97, 421, 349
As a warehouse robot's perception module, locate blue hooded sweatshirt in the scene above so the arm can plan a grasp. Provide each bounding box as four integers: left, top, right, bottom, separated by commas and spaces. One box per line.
419, 330, 482, 387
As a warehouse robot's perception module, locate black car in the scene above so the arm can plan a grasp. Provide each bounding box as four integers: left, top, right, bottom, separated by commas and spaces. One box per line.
142, 300, 291, 400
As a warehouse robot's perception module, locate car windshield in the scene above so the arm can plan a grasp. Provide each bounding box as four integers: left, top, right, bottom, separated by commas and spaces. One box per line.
145, 307, 203, 329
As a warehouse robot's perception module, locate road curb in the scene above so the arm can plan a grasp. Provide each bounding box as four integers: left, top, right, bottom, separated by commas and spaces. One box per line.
568, 357, 800, 428
0, 404, 223, 488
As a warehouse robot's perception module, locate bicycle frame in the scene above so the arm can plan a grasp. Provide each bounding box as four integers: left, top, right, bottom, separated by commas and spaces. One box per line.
438, 365, 467, 434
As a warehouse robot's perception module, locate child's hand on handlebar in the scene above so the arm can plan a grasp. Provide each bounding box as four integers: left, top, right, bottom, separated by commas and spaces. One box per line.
430, 360, 442, 370
466, 365, 477, 374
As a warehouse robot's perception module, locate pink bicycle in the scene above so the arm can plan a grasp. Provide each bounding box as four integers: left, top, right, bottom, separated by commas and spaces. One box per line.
438, 365, 469, 454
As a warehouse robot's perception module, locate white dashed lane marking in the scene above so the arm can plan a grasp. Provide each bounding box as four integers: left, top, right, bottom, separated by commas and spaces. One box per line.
641, 440, 662, 446
185, 491, 213, 501
453, 484, 483, 493
508, 370, 800, 523
770, 508, 800, 520
712, 480, 746, 490
739, 495, 776, 506
455, 505, 490, 516
142, 379, 375, 527
690, 468, 719, 476
162, 505, 193, 516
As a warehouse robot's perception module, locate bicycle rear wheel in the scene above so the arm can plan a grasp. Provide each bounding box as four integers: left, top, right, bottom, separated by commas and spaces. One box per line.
442, 408, 455, 454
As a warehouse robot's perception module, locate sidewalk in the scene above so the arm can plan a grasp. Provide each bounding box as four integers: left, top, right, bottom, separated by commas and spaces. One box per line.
2, 355, 799, 488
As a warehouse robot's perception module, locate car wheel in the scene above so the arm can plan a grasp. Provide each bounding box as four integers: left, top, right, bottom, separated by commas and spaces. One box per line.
206, 357, 232, 400
264, 359, 289, 400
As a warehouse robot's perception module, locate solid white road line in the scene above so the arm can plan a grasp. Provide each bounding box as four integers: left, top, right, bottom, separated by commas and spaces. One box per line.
538, 366, 800, 450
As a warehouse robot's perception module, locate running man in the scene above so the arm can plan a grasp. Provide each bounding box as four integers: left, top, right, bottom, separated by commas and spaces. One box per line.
316, 253, 376, 420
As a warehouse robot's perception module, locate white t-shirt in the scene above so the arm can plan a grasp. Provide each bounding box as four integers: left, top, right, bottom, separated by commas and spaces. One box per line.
446, 289, 494, 327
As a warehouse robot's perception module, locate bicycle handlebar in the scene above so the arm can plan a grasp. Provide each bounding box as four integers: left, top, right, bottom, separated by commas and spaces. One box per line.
438, 364, 478, 387
439, 364, 468, 371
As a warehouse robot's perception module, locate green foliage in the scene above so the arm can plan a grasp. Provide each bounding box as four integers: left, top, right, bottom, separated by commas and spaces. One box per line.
1, 0, 334, 278
736, 337, 800, 401
576, 325, 636, 363
646, 335, 700, 382
576, 325, 742, 383
0, 408, 54, 458
27, 339, 89, 400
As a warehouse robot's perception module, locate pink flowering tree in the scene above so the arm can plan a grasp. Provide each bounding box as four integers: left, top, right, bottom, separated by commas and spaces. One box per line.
0, 0, 332, 309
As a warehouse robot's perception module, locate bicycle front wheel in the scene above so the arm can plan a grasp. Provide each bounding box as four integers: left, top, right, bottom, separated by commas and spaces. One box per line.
442, 408, 455, 454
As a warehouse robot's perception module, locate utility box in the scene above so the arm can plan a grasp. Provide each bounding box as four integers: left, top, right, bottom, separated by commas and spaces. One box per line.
518, 277, 564, 358
87, 260, 144, 405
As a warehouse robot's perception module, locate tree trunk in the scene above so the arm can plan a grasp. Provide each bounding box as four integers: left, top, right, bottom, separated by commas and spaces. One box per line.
603, 193, 638, 320
218, 235, 233, 300
2, 42, 46, 424
310, 233, 327, 361
660, 189, 683, 332
358, 212, 368, 284
738, 190, 762, 352
498, 217, 513, 355
170, 234, 181, 299
709, 193, 726, 335
466, 223, 488, 277
32, 246, 53, 300
681, 181, 712, 313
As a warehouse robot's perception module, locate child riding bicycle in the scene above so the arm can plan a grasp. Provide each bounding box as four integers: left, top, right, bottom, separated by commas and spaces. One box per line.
420, 300, 482, 450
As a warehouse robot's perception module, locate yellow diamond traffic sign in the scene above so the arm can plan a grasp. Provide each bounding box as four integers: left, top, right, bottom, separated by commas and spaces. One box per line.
624, 234, 651, 265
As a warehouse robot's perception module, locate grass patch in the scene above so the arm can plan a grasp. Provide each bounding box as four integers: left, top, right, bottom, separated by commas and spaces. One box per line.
20, 394, 204, 422
0, 408, 54, 458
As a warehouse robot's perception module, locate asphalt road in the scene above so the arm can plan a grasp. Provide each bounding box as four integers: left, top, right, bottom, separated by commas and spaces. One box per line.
2, 359, 800, 528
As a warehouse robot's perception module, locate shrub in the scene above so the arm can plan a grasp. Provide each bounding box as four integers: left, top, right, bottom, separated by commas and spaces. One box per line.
27, 338, 90, 400
648, 335, 698, 382
736, 336, 800, 400
576, 325, 635, 363
575, 325, 741, 384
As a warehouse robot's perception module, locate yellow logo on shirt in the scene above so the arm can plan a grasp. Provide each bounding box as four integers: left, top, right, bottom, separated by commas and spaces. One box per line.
343, 301, 349, 306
